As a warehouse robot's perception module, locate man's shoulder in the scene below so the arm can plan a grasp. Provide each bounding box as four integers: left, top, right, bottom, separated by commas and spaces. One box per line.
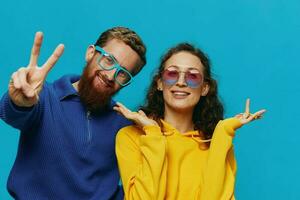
109, 106, 133, 127
51, 74, 80, 87
44, 74, 80, 99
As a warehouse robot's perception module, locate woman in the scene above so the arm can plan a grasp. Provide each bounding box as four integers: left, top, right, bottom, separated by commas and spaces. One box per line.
113, 43, 265, 200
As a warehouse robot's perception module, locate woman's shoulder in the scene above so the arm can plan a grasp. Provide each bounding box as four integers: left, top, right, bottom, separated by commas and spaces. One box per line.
117, 125, 144, 140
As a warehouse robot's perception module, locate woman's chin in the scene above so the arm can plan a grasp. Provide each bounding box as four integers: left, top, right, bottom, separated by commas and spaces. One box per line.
166, 102, 195, 113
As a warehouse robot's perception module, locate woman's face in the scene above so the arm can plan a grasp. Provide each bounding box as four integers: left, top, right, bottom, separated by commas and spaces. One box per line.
157, 51, 209, 113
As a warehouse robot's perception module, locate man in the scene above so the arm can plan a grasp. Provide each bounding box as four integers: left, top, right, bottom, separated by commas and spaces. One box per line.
0, 27, 146, 200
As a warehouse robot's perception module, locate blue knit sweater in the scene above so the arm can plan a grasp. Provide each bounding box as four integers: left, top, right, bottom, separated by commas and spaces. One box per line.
0, 75, 131, 200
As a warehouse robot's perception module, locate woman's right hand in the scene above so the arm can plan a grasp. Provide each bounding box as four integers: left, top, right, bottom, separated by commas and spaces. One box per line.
234, 98, 266, 126
9, 32, 64, 107
113, 102, 158, 127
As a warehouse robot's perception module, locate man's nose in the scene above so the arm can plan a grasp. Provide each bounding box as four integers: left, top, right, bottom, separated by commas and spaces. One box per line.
104, 68, 117, 81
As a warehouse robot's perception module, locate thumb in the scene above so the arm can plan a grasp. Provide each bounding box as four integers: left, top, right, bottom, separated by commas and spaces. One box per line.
138, 110, 147, 117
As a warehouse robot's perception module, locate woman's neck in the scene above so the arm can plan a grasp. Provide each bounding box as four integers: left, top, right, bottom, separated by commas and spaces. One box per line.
163, 107, 194, 134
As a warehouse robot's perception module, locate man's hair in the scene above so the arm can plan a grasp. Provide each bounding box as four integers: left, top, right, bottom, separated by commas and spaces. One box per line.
95, 27, 146, 75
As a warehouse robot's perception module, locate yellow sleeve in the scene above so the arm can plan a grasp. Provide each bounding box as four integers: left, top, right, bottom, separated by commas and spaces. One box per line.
116, 125, 167, 200
199, 118, 242, 200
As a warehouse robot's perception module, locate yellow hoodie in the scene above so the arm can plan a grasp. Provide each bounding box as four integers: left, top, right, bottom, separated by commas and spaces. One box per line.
116, 118, 242, 200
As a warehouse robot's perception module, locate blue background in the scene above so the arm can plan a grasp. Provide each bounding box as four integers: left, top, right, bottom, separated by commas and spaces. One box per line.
0, 0, 299, 199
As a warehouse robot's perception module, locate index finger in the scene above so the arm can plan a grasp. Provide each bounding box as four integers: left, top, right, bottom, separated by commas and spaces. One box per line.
245, 98, 250, 114
116, 102, 132, 113
248, 109, 266, 122
114, 102, 134, 118
29, 32, 43, 67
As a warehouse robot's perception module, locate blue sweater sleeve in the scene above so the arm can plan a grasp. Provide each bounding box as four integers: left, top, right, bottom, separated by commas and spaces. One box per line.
0, 90, 44, 131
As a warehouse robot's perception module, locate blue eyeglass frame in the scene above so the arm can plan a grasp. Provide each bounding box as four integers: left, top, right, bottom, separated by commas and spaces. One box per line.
94, 45, 133, 87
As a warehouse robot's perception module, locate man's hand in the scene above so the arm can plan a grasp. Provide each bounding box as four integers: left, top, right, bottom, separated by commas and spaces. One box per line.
9, 32, 64, 107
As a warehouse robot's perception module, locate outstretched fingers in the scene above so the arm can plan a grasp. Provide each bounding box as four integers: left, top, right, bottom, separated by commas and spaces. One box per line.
249, 109, 266, 121
42, 44, 64, 76
114, 102, 130, 116
138, 110, 147, 117
243, 98, 250, 117
114, 102, 140, 120
29, 32, 43, 67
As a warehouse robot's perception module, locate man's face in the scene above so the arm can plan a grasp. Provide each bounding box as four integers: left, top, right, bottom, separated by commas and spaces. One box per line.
79, 39, 141, 113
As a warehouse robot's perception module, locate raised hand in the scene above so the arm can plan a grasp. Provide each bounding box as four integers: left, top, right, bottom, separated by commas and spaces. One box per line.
234, 98, 266, 125
9, 32, 64, 107
113, 102, 158, 127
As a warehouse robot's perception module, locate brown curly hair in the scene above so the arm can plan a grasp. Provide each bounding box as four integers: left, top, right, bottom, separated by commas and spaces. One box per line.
141, 43, 224, 139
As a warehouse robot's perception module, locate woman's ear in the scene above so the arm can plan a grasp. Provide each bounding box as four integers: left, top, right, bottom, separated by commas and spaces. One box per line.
201, 82, 210, 96
85, 45, 96, 62
157, 78, 163, 91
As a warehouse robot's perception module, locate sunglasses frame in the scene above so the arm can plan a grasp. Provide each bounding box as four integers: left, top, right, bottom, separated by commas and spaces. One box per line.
161, 66, 204, 88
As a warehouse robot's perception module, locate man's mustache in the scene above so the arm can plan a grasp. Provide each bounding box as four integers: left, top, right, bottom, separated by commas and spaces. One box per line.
94, 70, 114, 88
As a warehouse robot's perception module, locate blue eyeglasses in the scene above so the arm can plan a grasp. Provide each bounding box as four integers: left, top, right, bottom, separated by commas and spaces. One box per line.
95, 46, 133, 87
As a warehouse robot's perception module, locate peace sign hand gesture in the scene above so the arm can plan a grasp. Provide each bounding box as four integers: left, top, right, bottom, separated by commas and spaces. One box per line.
235, 98, 266, 125
9, 32, 64, 107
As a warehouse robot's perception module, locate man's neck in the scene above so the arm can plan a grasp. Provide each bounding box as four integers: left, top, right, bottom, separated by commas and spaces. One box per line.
72, 81, 79, 92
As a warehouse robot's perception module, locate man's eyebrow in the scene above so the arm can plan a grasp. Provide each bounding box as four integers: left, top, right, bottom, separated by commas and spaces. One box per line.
107, 52, 120, 65
110, 53, 129, 69
106, 50, 133, 70
110, 54, 118, 63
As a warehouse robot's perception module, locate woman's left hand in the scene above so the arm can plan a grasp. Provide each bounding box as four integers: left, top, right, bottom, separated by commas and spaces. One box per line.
113, 102, 158, 127
234, 98, 266, 125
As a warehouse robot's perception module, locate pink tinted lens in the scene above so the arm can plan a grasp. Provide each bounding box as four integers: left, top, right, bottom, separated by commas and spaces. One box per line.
185, 71, 202, 88
162, 68, 203, 88
162, 69, 179, 85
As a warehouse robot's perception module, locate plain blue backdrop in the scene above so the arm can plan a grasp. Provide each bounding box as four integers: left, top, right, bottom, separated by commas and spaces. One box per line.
0, 0, 299, 199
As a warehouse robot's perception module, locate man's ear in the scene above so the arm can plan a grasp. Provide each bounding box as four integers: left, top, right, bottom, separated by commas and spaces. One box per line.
85, 45, 96, 62
157, 78, 163, 91
201, 83, 210, 96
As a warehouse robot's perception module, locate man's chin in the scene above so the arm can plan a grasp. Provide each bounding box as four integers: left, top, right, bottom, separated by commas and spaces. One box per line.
79, 87, 112, 114
84, 93, 112, 114
78, 66, 119, 113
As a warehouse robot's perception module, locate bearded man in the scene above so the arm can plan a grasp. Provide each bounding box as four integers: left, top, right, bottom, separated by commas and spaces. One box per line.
0, 27, 146, 200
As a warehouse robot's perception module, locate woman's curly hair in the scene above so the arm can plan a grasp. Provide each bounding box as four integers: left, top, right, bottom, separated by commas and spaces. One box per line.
140, 43, 224, 139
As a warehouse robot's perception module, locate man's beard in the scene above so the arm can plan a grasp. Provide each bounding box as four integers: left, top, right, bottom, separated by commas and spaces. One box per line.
78, 63, 118, 114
